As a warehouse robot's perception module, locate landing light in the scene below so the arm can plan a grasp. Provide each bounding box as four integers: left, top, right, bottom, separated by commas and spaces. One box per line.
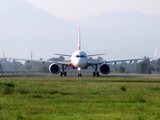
78, 68, 81, 71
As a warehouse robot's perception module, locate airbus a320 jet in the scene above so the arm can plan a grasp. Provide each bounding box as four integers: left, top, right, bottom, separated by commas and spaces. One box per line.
8, 27, 156, 77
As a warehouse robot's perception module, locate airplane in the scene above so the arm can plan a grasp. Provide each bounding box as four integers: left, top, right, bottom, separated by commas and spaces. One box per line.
7, 27, 157, 77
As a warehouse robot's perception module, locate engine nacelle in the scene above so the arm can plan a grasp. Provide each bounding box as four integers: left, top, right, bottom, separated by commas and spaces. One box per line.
49, 63, 60, 74
99, 63, 110, 74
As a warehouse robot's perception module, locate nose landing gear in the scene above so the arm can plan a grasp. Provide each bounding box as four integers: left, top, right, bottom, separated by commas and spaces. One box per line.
78, 67, 82, 77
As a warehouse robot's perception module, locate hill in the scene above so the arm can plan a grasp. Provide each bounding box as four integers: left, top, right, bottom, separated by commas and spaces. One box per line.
72, 10, 160, 59
0, 0, 159, 60
0, 0, 76, 59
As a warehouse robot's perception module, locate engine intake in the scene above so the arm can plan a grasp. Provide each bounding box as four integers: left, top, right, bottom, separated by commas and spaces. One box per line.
49, 63, 60, 74
99, 63, 110, 74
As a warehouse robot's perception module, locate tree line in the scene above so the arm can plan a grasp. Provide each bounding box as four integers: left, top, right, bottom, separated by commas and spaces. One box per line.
0, 56, 160, 74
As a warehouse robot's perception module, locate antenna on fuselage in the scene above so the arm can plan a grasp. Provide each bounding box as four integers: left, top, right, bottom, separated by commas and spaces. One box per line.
78, 26, 81, 50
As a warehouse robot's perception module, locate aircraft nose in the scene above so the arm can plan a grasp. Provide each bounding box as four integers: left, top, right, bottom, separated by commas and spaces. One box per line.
74, 58, 88, 68
78, 58, 87, 64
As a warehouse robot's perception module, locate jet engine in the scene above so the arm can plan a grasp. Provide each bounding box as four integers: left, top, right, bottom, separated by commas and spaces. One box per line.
99, 63, 110, 74
49, 63, 61, 74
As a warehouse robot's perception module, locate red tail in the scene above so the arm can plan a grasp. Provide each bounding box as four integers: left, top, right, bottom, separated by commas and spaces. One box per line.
78, 27, 81, 50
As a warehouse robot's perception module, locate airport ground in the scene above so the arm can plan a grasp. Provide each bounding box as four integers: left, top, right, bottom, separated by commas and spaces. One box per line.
0, 73, 160, 119
1, 72, 160, 79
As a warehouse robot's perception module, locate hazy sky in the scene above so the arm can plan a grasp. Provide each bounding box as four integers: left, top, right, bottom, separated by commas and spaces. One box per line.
24, 0, 160, 20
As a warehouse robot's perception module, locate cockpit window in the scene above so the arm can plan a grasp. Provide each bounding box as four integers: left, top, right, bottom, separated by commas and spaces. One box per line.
76, 55, 80, 58
81, 55, 85, 58
76, 55, 86, 58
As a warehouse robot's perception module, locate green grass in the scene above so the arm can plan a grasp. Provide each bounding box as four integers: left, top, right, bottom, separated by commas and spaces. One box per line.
0, 77, 160, 120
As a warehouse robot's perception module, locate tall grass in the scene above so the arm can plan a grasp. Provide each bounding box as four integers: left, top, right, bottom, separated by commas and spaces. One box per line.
0, 77, 159, 120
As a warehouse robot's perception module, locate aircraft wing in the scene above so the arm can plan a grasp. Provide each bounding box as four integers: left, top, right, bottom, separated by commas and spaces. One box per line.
7, 58, 53, 63
89, 57, 150, 65
89, 49, 157, 65
106, 57, 150, 64
7, 58, 70, 65
54, 61, 70, 65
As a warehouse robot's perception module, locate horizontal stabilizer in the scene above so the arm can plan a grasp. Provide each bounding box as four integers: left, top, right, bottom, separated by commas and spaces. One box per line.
54, 53, 71, 57
88, 53, 105, 56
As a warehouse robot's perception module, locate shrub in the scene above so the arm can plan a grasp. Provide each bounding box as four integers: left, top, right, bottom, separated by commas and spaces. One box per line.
120, 86, 126, 91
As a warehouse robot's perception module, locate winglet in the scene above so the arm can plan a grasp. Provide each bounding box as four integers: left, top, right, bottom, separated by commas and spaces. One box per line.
78, 26, 81, 50
150, 48, 157, 59
154, 48, 157, 58
2, 49, 6, 58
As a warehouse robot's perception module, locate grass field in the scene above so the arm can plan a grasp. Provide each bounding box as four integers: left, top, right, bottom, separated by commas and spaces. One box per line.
0, 76, 160, 120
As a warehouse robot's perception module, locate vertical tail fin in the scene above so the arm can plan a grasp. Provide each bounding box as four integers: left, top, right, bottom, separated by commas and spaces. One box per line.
78, 26, 81, 50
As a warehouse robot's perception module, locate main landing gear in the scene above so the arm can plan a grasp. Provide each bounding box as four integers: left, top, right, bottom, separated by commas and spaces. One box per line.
60, 71, 67, 77
60, 65, 68, 77
91, 65, 100, 77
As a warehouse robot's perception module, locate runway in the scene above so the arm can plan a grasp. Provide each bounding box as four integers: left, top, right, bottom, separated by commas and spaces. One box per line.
1, 73, 160, 79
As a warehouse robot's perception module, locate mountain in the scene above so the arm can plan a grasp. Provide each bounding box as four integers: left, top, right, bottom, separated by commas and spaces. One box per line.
73, 10, 160, 33
0, 0, 159, 60
0, 0, 77, 59
72, 11, 160, 59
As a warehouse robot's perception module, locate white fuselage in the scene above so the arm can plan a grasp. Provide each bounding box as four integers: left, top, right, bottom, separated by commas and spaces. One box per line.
71, 50, 88, 69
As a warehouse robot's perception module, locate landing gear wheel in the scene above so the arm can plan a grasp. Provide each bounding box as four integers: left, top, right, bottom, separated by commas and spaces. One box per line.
93, 72, 95, 77
64, 71, 67, 76
92, 65, 100, 77
78, 74, 82, 77
97, 72, 99, 77
60, 72, 63, 77
60, 65, 68, 77
93, 71, 99, 77
60, 71, 67, 77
